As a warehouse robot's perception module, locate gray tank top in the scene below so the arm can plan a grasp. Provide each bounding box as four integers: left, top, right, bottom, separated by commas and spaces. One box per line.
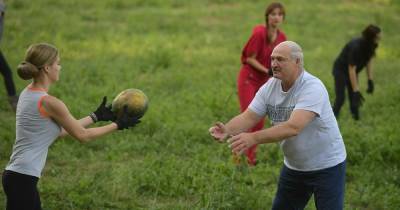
5, 86, 61, 178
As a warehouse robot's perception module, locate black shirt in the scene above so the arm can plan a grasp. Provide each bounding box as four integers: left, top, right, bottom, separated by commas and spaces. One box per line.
333, 38, 372, 75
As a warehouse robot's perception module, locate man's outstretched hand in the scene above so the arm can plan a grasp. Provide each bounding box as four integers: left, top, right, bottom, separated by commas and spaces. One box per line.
209, 122, 229, 143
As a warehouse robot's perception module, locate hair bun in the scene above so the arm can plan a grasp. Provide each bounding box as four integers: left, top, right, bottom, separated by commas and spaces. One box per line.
17, 61, 40, 80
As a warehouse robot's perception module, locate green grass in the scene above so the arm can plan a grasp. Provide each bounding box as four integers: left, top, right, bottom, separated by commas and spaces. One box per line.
1, 0, 400, 209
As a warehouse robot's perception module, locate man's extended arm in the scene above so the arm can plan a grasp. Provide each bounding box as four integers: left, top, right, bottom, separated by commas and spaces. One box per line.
229, 109, 316, 154
209, 109, 264, 142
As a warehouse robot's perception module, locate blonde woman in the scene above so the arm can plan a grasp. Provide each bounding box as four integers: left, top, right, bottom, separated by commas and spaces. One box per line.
2, 43, 139, 210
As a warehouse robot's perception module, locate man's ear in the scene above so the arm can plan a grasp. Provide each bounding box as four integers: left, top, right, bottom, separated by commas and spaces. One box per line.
296, 58, 300, 65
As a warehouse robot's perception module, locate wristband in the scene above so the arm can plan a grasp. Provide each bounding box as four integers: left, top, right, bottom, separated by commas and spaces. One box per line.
89, 112, 98, 123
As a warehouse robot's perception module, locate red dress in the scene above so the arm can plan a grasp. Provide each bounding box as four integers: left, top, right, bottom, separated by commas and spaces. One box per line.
237, 25, 286, 165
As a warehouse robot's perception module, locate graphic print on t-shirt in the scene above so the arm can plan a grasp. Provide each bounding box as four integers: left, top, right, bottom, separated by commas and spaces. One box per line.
266, 104, 294, 124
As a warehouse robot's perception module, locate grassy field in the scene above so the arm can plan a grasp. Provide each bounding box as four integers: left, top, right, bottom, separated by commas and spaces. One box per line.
1, 0, 400, 209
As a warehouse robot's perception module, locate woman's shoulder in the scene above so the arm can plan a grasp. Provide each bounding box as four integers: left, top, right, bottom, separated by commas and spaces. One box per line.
41, 95, 65, 109
40, 95, 70, 118
343, 37, 363, 52
346, 37, 362, 47
252, 25, 266, 34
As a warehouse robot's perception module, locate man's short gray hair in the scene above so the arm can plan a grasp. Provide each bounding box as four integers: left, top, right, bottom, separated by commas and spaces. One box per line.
284, 41, 304, 67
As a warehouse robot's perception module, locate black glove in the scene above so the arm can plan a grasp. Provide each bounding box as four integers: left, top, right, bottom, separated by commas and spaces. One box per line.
90, 96, 115, 122
352, 91, 365, 107
367, 79, 374, 94
114, 106, 141, 130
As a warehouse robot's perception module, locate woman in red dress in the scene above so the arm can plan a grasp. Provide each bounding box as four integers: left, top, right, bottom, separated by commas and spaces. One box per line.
236, 2, 287, 166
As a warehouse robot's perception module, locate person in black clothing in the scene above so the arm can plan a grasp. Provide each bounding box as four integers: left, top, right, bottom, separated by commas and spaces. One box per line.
0, 1, 19, 111
332, 24, 381, 120
1, 52, 18, 110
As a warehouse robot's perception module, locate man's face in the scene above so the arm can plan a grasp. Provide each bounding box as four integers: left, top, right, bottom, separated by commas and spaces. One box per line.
270, 45, 297, 80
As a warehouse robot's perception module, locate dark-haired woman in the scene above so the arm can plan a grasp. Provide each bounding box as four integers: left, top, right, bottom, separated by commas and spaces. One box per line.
332, 24, 381, 120
236, 2, 286, 165
2, 43, 139, 210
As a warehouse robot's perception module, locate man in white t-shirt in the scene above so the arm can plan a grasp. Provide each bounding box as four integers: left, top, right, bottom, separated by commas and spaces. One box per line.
209, 41, 346, 209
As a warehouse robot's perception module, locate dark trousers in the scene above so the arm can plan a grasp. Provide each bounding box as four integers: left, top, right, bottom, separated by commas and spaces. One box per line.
272, 161, 346, 210
0, 50, 17, 96
2, 170, 42, 210
332, 72, 359, 119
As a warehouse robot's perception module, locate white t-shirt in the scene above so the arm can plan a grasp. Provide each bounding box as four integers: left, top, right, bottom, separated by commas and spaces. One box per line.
249, 70, 346, 171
